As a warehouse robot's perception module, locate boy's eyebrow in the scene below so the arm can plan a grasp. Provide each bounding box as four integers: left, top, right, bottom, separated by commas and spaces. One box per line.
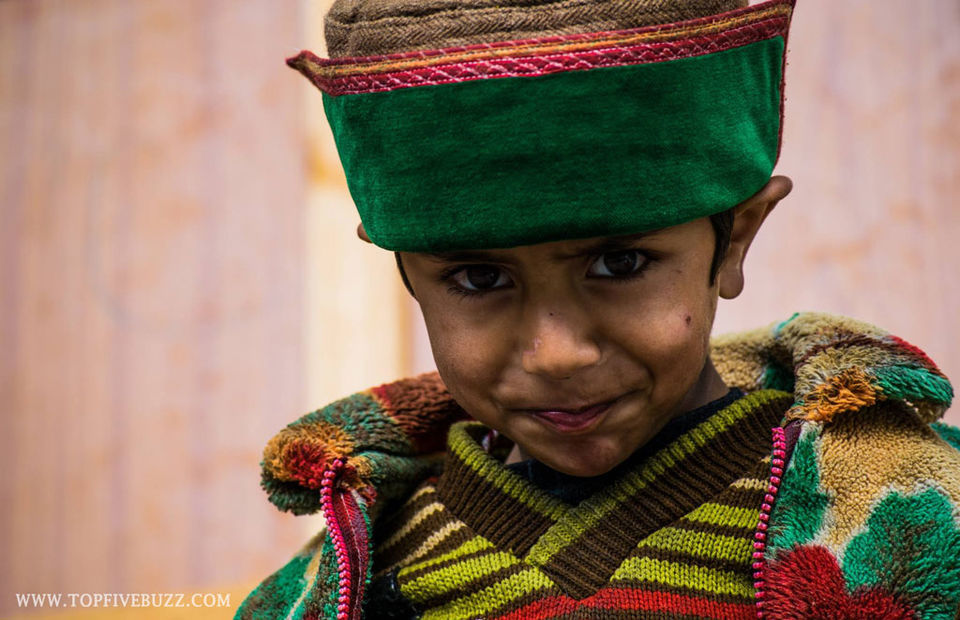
425, 231, 661, 263
425, 249, 508, 263
551, 231, 661, 260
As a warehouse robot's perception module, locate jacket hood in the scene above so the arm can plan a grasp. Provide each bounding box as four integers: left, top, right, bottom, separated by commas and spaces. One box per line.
260, 312, 953, 515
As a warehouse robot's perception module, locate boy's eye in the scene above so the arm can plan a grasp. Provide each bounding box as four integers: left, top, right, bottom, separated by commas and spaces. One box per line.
588, 250, 647, 278
451, 265, 511, 292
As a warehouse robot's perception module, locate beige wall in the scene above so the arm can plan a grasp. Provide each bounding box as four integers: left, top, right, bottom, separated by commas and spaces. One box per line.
1, 0, 958, 617
0, 0, 406, 616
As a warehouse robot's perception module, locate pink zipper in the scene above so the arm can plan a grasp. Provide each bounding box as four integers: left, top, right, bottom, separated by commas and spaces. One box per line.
320, 458, 368, 620
753, 426, 787, 619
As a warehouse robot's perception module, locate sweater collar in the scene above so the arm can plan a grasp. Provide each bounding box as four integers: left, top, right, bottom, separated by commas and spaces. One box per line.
434, 390, 792, 598
259, 312, 953, 515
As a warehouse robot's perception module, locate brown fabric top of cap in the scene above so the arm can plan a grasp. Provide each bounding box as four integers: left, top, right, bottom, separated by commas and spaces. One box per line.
325, 0, 748, 58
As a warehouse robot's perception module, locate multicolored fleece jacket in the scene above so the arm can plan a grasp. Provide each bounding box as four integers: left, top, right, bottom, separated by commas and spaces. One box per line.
237, 313, 960, 619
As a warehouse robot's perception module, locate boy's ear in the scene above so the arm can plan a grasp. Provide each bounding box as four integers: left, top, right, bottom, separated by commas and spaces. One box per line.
717, 175, 792, 299
357, 223, 373, 243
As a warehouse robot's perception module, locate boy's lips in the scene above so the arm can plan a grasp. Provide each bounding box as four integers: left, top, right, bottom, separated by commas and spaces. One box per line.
523, 397, 622, 434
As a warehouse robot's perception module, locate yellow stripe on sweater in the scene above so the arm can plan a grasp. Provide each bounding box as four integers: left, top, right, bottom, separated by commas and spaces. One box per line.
398, 535, 493, 575
730, 475, 769, 491
400, 549, 522, 603
636, 527, 753, 565
386, 520, 467, 573
682, 503, 761, 530
610, 557, 753, 599
421, 569, 555, 620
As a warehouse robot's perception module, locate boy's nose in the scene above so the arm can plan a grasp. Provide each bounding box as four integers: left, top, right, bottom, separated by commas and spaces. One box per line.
520, 310, 602, 380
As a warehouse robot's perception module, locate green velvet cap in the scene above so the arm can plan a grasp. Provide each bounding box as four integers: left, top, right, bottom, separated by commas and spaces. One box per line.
290, 0, 794, 251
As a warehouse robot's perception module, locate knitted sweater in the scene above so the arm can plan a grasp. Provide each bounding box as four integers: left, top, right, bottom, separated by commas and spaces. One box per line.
368, 390, 790, 619
237, 313, 960, 619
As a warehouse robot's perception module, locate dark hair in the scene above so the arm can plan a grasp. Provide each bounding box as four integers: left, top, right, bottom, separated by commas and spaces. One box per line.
395, 251, 416, 297
708, 208, 736, 285
394, 210, 736, 296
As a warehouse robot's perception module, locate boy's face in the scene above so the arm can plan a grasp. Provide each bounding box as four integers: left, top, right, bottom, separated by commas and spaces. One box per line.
400, 216, 728, 477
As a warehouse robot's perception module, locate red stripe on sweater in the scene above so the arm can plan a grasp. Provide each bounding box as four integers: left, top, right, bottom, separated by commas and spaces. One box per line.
493, 588, 754, 619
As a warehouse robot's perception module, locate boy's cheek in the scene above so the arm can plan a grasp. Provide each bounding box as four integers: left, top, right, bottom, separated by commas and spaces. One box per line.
609, 301, 713, 360
424, 325, 504, 404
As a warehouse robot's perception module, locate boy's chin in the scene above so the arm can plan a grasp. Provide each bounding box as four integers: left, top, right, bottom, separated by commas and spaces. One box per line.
552, 460, 622, 478
518, 440, 635, 478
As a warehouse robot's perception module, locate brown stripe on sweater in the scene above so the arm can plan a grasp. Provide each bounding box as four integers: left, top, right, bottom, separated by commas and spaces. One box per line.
707, 472, 771, 503
669, 518, 759, 540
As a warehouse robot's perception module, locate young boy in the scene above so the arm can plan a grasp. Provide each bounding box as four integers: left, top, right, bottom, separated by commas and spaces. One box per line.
238, 0, 960, 618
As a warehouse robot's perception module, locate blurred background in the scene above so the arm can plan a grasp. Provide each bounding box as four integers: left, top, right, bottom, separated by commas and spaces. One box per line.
1, 0, 958, 617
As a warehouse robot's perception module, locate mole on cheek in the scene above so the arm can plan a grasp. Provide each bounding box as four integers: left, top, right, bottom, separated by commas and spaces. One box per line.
685, 315, 692, 326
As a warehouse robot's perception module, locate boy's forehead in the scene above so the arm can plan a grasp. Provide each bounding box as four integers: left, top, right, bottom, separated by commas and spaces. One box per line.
419, 230, 670, 263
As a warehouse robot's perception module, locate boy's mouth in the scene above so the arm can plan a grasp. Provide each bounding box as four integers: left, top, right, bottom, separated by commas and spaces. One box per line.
525, 398, 619, 434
